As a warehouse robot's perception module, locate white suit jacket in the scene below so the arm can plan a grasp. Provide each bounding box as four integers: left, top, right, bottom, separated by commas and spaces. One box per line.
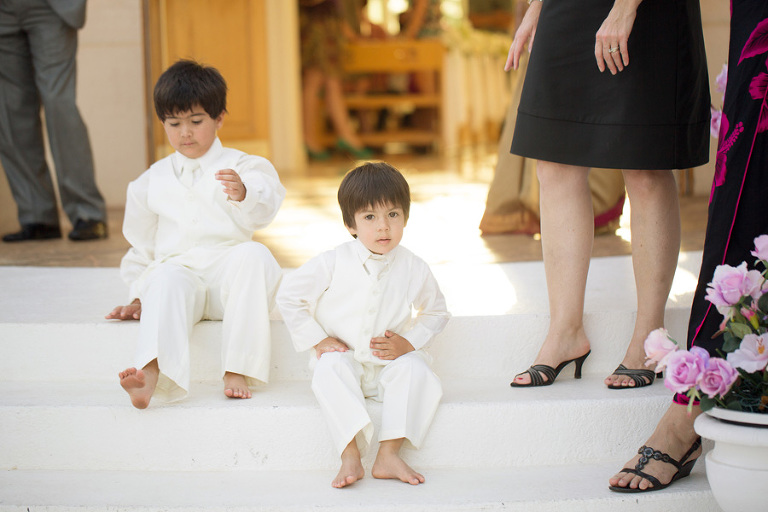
120, 138, 285, 300
277, 239, 450, 366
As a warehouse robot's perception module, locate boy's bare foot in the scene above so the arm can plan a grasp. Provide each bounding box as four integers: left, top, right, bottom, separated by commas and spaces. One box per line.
332, 439, 365, 488
333, 457, 365, 488
223, 372, 252, 399
119, 367, 154, 409
372, 440, 425, 485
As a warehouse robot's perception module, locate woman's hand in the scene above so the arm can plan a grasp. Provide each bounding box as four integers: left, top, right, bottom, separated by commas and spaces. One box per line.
595, 0, 642, 74
505, 0, 543, 72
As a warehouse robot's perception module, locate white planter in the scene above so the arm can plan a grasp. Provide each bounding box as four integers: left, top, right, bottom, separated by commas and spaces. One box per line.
694, 409, 768, 512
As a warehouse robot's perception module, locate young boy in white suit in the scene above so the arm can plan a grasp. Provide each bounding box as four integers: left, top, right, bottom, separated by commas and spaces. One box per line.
277, 162, 450, 488
107, 60, 285, 409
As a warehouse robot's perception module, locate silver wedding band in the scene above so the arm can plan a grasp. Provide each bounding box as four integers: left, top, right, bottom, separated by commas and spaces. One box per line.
608, 47, 619, 53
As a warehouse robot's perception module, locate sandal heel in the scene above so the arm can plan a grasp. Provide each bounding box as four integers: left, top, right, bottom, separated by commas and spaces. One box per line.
573, 351, 590, 379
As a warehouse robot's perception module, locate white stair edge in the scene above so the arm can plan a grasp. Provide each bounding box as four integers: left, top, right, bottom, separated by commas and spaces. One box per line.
1, 377, 681, 472
0, 464, 717, 512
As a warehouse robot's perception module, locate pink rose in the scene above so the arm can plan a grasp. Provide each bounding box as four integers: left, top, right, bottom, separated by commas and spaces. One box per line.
706, 262, 764, 315
644, 328, 677, 371
727, 333, 768, 372
664, 350, 706, 394
698, 357, 738, 398
752, 234, 768, 262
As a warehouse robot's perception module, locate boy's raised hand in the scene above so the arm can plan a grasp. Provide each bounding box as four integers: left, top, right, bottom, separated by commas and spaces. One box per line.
215, 168, 246, 202
371, 330, 414, 360
106, 298, 142, 320
315, 337, 349, 359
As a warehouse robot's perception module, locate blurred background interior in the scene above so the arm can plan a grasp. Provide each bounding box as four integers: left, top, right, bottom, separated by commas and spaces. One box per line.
0, 0, 727, 268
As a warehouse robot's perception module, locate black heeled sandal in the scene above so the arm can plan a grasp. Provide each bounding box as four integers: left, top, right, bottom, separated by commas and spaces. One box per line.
609, 437, 702, 493
606, 364, 663, 389
510, 350, 591, 387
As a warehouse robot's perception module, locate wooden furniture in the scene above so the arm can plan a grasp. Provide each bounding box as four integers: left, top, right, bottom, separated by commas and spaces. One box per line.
335, 39, 446, 149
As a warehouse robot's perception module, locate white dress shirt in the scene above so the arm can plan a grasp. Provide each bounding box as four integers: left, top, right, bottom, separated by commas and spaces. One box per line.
277, 239, 451, 365
120, 138, 285, 299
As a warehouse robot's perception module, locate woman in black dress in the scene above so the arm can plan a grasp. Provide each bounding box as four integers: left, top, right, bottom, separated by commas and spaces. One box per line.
610, 0, 768, 492
506, 0, 710, 390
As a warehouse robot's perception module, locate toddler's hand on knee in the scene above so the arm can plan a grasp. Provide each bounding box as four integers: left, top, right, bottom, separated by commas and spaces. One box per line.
371, 331, 414, 360
105, 299, 142, 320
315, 337, 349, 359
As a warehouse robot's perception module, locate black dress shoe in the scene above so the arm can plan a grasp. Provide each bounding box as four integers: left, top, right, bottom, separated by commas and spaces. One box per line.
68, 219, 108, 241
2, 223, 62, 242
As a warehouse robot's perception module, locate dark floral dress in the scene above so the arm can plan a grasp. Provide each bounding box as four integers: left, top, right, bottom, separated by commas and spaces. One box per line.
688, 0, 768, 355
299, 0, 346, 76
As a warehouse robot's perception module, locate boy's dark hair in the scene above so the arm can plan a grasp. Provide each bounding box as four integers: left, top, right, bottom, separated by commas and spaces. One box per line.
338, 162, 410, 229
154, 59, 227, 122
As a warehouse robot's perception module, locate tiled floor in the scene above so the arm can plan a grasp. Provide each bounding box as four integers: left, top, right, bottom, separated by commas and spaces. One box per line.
0, 151, 709, 269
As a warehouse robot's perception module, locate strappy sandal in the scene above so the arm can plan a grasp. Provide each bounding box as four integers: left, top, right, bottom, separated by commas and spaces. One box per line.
606, 364, 662, 389
609, 437, 702, 493
510, 351, 590, 387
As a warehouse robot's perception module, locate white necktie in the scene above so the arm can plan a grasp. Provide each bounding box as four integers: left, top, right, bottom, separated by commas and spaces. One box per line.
365, 254, 388, 280
180, 160, 199, 188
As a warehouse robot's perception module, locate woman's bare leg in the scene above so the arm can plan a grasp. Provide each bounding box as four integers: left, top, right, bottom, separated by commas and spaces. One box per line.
512, 161, 593, 385
605, 169, 680, 387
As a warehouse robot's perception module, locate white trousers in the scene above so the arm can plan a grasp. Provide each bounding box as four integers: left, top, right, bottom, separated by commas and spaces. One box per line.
134, 242, 281, 401
311, 350, 442, 456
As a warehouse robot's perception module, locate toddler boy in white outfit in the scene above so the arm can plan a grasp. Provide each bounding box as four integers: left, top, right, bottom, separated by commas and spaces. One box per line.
277, 162, 450, 488
108, 60, 285, 408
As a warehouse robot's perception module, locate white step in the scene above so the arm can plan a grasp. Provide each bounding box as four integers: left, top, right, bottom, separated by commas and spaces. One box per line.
0, 377, 675, 472
0, 253, 702, 383
0, 254, 720, 511
0, 465, 717, 512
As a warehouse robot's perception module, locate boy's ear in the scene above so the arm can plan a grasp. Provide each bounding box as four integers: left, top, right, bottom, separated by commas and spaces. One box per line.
345, 223, 357, 238
214, 113, 225, 130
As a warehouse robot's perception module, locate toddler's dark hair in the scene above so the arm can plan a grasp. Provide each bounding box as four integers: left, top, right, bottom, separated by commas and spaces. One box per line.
338, 162, 410, 229
154, 59, 227, 122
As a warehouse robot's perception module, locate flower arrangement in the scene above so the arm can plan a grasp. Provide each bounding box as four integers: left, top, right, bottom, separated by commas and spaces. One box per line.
644, 235, 768, 413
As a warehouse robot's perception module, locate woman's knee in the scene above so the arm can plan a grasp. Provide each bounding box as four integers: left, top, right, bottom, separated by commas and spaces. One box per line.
536, 161, 589, 190
623, 169, 675, 198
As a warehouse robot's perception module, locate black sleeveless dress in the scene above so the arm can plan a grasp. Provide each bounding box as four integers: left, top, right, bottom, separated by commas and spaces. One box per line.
511, 0, 710, 170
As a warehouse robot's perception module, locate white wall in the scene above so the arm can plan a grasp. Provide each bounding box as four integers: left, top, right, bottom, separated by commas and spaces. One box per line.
78, 0, 147, 207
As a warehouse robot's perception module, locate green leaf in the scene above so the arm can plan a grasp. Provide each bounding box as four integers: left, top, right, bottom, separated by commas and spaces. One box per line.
758, 292, 768, 314
729, 322, 754, 339
699, 396, 715, 412
722, 331, 741, 353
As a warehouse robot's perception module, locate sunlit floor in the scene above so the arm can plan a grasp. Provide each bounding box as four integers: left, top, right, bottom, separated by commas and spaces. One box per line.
0, 149, 709, 269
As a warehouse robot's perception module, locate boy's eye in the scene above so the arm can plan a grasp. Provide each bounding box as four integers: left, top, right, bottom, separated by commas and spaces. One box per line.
364, 214, 374, 221
389, 212, 399, 218
192, 120, 202, 125
169, 122, 180, 127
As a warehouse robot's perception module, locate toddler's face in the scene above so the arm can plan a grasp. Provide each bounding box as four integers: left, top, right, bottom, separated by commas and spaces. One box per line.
347, 202, 405, 255
162, 105, 222, 159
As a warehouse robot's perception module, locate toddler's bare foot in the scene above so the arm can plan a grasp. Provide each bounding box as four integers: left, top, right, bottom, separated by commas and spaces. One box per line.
119, 367, 153, 409
372, 450, 425, 485
332, 455, 365, 488
223, 372, 252, 399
